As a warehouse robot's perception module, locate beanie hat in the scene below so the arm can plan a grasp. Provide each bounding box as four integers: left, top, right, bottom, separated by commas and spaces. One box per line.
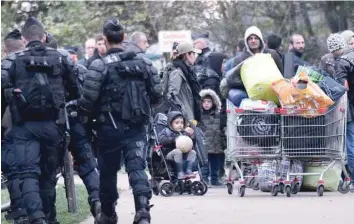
327, 33, 346, 53
340, 30, 354, 46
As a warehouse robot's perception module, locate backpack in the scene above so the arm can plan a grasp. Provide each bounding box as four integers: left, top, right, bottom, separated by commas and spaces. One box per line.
103, 52, 152, 124
15, 46, 63, 120
161, 62, 177, 99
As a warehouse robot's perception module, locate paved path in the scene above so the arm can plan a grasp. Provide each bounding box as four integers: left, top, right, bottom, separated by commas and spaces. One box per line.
80, 173, 354, 224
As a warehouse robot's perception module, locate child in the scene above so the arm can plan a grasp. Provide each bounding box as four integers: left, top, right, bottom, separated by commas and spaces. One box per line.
200, 89, 225, 187
158, 111, 197, 179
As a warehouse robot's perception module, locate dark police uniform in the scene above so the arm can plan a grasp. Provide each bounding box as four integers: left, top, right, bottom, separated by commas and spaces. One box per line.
78, 46, 162, 223
70, 63, 100, 213
1, 34, 78, 224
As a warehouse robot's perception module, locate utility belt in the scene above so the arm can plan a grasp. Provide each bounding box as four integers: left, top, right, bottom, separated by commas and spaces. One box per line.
96, 111, 144, 131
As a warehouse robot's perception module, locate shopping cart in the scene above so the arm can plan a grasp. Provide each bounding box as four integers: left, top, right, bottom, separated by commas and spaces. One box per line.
280, 93, 351, 197
225, 100, 282, 197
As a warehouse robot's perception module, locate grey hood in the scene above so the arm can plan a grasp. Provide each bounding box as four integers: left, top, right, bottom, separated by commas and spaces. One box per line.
244, 26, 265, 55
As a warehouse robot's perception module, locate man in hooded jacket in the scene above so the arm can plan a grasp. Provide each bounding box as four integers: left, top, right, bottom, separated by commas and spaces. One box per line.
225, 26, 283, 106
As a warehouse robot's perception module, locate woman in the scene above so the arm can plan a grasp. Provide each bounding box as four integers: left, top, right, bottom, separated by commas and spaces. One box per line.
167, 42, 202, 123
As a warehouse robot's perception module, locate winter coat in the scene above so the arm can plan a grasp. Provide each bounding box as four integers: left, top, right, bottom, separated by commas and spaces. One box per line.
167, 67, 195, 121
158, 111, 193, 153
290, 49, 311, 74
227, 26, 283, 89
85, 48, 103, 68
335, 48, 354, 121
319, 53, 337, 77
199, 89, 226, 154
195, 47, 212, 67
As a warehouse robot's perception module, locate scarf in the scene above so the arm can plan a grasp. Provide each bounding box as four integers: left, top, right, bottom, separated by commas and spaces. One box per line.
172, 59, 202, 122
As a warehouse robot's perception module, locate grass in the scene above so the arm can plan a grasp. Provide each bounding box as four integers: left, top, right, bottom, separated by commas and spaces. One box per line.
1, 184, 91, 224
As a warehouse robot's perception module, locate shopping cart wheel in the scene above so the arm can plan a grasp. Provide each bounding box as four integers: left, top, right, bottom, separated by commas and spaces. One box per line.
338, 181, 351, 194
251, 180, 260, 191
227, 183, 233, 195
271, 185, 279, 197
317, 185, 324, 197
285, 185, 291, 197
160, 182, 175, 197
291, 182, 300, 195
238, 185, 246, 197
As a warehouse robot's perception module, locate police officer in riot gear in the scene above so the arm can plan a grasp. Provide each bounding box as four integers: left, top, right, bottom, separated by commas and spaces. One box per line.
1, 17, 78, 224
69, 62, 101, 220
78, 17, 163, 224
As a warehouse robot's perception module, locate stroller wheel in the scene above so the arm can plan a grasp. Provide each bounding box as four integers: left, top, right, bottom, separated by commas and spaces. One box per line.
160, 182, 175, 197
201, 181, 208, 195
191, 181, 206, 196
184, 180, 193, 195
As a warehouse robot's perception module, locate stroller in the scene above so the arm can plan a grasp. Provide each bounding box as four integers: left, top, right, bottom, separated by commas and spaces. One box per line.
147, 112, 208, 197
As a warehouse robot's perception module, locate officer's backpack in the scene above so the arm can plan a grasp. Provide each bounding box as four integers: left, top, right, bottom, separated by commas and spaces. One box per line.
102, 51, 152, 124
14, 45, 63, 120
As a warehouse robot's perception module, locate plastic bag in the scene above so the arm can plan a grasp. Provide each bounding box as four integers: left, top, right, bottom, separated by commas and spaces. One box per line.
271, 71, 334, 118
302, 163, 341, 192
318, 76, 347, 102
239, 99, 278, 112
296, 66, 325, 83
240, 54, 283, 105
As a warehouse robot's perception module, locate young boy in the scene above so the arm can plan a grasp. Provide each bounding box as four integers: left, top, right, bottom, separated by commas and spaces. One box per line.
158, 111, 197, 179
200, 89, 226, 187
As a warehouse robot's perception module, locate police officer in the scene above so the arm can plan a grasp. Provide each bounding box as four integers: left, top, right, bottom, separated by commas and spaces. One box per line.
1, 28, 28, 224
69, 62, 101, 220
1, 16, 78, 224
78, 17, 163, 224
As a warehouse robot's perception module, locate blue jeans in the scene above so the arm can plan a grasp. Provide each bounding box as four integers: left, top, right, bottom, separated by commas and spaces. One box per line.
228, 88, 248, 106
202, 154, 221, 184
347, 121, 354, 183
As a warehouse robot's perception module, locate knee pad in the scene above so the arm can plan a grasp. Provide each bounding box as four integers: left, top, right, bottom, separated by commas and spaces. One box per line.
76, 152, 97, 176
21, 178, 39, 195
125, 157, 145, 173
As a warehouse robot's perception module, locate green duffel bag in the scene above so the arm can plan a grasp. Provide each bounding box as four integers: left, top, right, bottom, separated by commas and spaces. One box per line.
302, 163, 341, 192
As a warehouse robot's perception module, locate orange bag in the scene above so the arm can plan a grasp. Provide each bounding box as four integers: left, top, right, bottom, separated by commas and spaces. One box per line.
271, 72, 334, 118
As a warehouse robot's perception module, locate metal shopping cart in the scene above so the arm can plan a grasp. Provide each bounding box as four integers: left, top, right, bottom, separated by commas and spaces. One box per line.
280, 93, 351, 197
225, 100, 282, 197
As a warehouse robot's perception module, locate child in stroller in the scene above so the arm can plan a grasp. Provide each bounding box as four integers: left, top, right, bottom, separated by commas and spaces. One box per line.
147, 111, 208, 197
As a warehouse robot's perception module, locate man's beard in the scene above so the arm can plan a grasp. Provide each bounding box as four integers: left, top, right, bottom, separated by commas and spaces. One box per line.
291, 48, 304, 57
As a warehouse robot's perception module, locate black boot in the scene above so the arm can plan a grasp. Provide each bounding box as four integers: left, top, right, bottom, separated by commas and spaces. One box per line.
96, 212, 118, 224
90, 200, 102, 221
133, 196, 151, 224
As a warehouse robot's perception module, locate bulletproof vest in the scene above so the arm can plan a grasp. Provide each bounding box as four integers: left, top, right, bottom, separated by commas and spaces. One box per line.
13, 44, 65, 121
100, 51, 151, 124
